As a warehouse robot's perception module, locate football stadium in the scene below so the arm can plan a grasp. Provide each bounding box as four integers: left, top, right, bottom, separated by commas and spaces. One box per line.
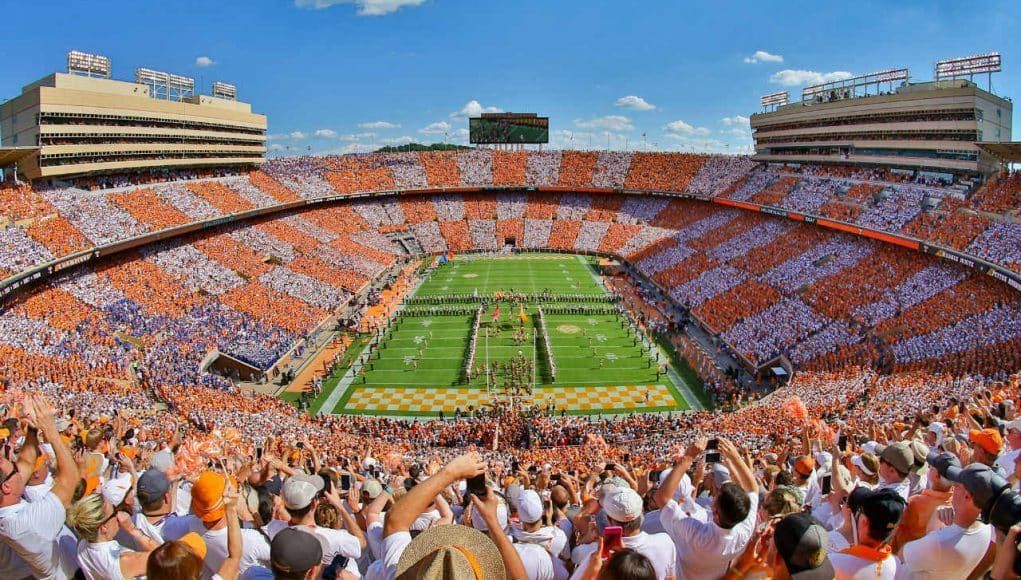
0, 3, 1019, 578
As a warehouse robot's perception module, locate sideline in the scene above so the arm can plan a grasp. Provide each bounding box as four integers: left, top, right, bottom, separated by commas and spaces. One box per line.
577, 254, 704, 411
321, 267, 430, 415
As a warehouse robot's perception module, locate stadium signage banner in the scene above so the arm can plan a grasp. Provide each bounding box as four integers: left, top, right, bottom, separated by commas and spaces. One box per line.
760, 91, 789, 107
936, 53, 1002, 79
51, 251, 98, 273
802, 69, 908, 100
989, 268, 1021, 292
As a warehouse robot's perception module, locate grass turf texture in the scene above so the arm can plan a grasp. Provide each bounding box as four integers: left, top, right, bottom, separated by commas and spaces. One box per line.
328, 254, 702, 416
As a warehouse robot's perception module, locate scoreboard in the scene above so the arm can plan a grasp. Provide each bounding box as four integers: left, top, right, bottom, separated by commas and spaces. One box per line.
469, 113, 549, 144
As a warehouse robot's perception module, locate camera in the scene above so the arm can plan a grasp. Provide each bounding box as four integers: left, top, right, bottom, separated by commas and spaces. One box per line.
986, 488, 1021, 575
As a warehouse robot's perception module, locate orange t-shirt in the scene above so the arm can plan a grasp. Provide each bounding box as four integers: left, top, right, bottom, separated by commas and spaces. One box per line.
892, 488, 952, 552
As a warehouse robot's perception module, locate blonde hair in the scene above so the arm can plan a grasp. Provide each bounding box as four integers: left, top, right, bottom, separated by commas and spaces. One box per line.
314, 502, 339, 529
66, 494, 107, 542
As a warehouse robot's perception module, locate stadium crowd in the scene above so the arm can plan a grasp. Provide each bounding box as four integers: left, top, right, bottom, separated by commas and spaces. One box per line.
0, 152, 1019, 578
2, 358, 1021, 578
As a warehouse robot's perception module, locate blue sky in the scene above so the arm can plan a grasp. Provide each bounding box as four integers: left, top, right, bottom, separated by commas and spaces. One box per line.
0, 0, 1017, 156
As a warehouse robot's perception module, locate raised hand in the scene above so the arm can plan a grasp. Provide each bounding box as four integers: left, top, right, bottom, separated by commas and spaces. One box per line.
443, 452, 486, 480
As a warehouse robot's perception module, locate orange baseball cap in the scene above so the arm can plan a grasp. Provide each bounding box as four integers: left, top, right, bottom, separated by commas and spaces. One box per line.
969, 429, 1003, 455
794, 457, 816, 477
191, 471, 227, 523
178, 532, 208, 560
83, 475, 100, 497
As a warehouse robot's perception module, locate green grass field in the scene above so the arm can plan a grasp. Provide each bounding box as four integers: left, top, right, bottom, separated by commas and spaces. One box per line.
322, 254, 702, 416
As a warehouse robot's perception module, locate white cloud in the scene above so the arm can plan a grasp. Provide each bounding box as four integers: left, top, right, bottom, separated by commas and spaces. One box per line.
314, 129, 338, 138
614, 95, 656, 111
266, 134, 289, 141
195, 56, 215, 67
450, 100, 502, 118
338, 142, 378, 153
770, 69, 854, 86
661, 135, 744, 153
664, 120, 710, 136
289, 131, 307, 140
720, 115, 749, 126
269, 144, 286, 151
294, 0, 426, 16
359, 121, 400, 130
721, 127, 751, 137
743, 50, 783, 64
574, 115, 634, 132
419, 121, 451, 135
381, 135, 414, 145
339, 132, 377, 141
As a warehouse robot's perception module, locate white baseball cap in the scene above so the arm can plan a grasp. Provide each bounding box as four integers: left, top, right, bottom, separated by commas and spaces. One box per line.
517, 490, 544, 524
101, 475, 132, 506
282, 474, 325, 510
603, 487, 643, 523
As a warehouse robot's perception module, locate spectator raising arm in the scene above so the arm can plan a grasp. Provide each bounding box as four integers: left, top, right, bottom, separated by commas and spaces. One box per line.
25, 394, 79, 507
655, 437, 707, 509
382, 452, 485, 539
471, 486, 527, 580
718, 437, 756, 493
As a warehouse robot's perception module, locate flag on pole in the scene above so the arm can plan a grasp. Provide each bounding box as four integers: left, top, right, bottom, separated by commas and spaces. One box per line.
518, 304, 528, 324
491, 306, 501, 323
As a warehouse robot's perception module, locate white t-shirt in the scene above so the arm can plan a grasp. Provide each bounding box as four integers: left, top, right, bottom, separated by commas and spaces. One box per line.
515, 542, 558, 580
364, 531, 411, 580
642, 509, 665, 534
570, 532, 677, 580
900, 521, 992, 578
23, 479, 54, 503
878, 479, 910, 502
995, 449, 1020, 476
162, 515, 270, 574
264, 520, 361, 577
827, 529, 852, 553
75, 540, 126, 580
830, 550, 899, 579
661, 490, 759, 580
0, 493, 68, 579
133, 511, 176, 545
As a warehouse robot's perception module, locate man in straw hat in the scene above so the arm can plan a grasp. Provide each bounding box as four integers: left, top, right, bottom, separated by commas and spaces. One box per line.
366, 451, 525, 579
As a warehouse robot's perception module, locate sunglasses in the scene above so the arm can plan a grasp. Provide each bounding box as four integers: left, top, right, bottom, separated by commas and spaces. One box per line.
102, 508, 120, 526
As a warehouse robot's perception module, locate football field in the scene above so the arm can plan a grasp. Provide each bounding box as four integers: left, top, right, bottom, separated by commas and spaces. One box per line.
327, 254, 701, 416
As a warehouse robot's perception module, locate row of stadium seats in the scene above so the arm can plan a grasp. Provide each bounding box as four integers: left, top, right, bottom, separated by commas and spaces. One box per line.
4, 152, 1018, 280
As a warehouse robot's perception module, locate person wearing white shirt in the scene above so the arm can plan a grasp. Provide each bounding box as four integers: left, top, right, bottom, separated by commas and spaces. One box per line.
900, 462, 997, 578
569, 487, 676, 580
364, 452, 526, 580
994, 419, 1021, 475
829, 487, 906, 579
874, 442, 914, 502
132, 469, 178, 545
262, 473, 364, 578
0, 395, 80, 580
654, 437, 759, 580
65, 494, 159, 580
162, 470, 270, 575
512, 489, 569, 580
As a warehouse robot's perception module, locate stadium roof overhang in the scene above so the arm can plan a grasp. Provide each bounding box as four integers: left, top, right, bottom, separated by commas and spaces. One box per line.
977, 142, 1021, 163
0, 147, 39, 167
